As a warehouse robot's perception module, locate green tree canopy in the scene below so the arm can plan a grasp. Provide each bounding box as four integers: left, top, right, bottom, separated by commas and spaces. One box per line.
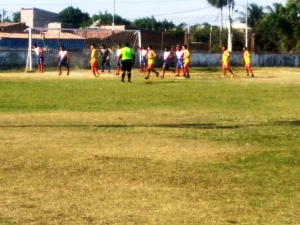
133, 16, 175, 31
236, 3, 265, 28
59, 6, 90, 28
12, 11, 20, 23
90, 11, 131, 26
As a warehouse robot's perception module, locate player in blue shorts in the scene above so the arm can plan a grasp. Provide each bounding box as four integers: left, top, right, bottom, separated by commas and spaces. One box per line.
161, 47, 175, 78
139, 46, 147, 72
56, 45, 70, 75
172, 45, 184, 76
32, 43, 44, 73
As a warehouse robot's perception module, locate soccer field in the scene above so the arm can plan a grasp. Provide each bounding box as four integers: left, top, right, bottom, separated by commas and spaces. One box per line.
0, 67, 299, 224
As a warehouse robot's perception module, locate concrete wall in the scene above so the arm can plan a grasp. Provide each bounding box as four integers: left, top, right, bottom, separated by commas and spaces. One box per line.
157, 52, 300, 67
1, 50, 300, 70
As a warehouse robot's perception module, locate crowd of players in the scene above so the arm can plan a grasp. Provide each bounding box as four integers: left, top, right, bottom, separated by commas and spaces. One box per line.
32, 43, 254, 82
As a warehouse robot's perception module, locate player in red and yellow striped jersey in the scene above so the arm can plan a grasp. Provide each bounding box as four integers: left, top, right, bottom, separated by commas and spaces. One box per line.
90, 44, 100, 77
145, 45, 159, 79
221, 46, 234, 78
242, 47, 254, 77
182, 44, 191, 78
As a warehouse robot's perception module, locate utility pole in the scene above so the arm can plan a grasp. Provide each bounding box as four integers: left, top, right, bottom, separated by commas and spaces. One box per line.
112, 0, 115, 31
245, 0, 248, 48
227, 0, 234, 51
209, 26, 212, 53
2, 9, 4, 23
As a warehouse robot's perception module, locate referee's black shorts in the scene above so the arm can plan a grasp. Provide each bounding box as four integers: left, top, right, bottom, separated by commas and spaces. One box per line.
121, 59, 133, 71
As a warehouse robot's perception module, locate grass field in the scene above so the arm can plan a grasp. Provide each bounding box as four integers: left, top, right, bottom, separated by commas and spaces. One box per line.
0, 67, 299, 225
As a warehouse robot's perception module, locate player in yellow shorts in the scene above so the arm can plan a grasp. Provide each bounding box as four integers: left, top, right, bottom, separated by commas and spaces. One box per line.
242, 46, 254, 77
221, 46, 234, 78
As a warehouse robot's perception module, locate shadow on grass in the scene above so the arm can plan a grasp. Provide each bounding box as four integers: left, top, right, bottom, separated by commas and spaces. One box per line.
1, 121, 299, 129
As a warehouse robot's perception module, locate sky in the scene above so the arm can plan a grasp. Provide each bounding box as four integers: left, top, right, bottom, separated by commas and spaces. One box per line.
2, 0, 287, 26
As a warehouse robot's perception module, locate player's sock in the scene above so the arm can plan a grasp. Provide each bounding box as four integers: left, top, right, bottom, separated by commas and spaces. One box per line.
128, 73, 131, 82
121, 73, 125, 82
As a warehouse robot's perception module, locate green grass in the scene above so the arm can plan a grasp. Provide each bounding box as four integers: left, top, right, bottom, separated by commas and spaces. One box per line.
0, 69, 299, 224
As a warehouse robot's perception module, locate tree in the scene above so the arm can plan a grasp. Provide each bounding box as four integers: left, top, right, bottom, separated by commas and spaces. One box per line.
90, 11, 131, 26
236, 3, 265, 28
285, 0, 300, 51
12, 11, 20, 23
59, 6, 90, 28
206, 0, 228, 48
132, 16, 175, 31
255, 3, 293, 52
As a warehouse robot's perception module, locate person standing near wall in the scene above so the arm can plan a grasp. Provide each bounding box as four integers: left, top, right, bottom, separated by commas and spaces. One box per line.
172, 45, 184, 77
221, 46, 234, 78
115, 44, 122, 75
56, 45, 70, 75
241, 46, 254, 77
89, 44, 100, 77
161, 46, 175, 78
32, 44, 44, 73
139, 46, 148, 72
145, 45, 159, 79
100, 44, 111, 73
118, 42, 135, 83
182, 44, 191, 78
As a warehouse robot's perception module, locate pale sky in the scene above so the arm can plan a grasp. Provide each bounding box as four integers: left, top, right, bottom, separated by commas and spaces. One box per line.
3, 0, 286, 26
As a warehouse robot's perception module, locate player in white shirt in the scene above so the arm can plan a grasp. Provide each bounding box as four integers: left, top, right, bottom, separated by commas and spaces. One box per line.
139, 46, 148, 72
32, 44, 44, 73
172, 45, 184, 77
56, 45, 70, 75
115, 44, 122, 75
161, 47, 175, 78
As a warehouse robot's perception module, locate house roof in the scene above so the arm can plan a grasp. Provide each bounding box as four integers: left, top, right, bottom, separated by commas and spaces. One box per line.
0, 23, 21, 28
0, 32, 85, 40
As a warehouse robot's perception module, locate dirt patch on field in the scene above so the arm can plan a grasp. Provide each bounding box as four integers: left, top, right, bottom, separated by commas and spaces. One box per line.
1, 67, 299, 83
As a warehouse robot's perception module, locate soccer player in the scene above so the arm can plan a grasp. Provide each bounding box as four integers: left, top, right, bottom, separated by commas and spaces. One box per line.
242, 46, 254, 77
100, 44, 111, 73
145, 45, 159, 79
221, 46, 234, 78
172, 45, 184, 77
118, 42, 135, 83
161, 47, 175, 78
32, 43, 44, 73
89, 44, 100, 77
115, 44, 122, 75
182, 44, 191, 78
139, 46, 147, 72
56, 45, 70, 75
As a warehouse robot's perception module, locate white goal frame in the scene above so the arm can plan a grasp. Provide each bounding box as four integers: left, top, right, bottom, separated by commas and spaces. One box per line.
25, 27, 142, 72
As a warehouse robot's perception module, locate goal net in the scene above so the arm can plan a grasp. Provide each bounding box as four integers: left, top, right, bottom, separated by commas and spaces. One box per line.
26, 27, 141, 72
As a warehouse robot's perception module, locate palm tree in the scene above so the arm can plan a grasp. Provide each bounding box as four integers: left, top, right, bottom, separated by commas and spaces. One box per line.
207, 0, 228, 47
236, 3, 265, 28
264, 3, 284, 15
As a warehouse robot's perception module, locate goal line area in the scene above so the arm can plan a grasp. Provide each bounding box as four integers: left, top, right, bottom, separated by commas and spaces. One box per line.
26, 27, 141, 71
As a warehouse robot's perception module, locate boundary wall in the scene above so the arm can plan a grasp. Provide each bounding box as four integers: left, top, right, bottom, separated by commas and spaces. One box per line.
1, 51, 300, 69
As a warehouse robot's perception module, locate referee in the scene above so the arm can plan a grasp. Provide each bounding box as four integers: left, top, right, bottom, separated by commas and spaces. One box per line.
118, 42, 135, 83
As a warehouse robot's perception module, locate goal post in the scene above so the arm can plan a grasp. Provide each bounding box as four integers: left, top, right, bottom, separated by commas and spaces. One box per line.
26, 27, 142, 72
